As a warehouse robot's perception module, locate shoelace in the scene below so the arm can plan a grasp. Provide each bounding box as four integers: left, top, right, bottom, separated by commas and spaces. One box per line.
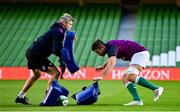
24, 96, 30, 102
154, 90, 159, 97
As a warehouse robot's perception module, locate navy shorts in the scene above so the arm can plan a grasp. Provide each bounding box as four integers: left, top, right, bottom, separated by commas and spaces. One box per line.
26, 50, 55, 72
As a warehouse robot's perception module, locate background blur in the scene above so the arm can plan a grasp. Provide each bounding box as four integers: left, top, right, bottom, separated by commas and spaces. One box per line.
0, 1, 180, 111
0, 0, 180, 80
0, 0, 179, 68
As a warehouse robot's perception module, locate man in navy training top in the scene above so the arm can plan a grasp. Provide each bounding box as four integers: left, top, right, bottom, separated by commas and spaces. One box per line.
92, 39, 164, 106
15, 13, 75, 105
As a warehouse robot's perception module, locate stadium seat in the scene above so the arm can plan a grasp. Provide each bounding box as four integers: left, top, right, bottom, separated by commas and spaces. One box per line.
1, 3, 178, 67
134, 4, 178, 67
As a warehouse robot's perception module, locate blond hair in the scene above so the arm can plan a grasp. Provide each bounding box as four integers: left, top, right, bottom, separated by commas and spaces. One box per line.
59, 13, 75, 22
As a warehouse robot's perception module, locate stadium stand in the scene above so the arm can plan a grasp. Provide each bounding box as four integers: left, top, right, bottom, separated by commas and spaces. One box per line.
0, 2, 179, 67
177, 8, 180, 67
134, 4, 179, 67
0, 3, 121, 67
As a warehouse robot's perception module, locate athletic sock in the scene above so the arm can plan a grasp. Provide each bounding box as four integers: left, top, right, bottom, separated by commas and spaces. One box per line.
136, 76, 158, 91
126, 82, 140, 101
18, 91, 26, 98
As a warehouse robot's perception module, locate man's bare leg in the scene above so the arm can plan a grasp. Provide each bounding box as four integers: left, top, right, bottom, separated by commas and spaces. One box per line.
45, 66, 60, 90
15, 69, 41, 104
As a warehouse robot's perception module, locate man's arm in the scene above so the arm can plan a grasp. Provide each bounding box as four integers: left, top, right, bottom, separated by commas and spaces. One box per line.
59, 59, 66, 79
96, 62, 107, 72
52, 29, 63, 56
100, 56, 116, 78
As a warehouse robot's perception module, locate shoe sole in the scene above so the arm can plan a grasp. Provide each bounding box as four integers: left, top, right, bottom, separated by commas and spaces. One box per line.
123, 101, 143, 106
124, 104, 143, 106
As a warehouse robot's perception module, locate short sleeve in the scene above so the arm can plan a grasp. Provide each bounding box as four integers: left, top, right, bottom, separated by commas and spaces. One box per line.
107, 45, 118, 57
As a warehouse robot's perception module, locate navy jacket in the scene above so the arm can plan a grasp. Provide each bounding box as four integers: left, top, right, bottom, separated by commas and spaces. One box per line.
27, 22, 66, 58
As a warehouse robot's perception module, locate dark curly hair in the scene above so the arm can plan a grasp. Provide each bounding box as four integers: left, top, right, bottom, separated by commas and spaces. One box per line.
91, 39, 106, 51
